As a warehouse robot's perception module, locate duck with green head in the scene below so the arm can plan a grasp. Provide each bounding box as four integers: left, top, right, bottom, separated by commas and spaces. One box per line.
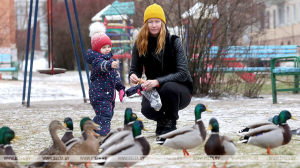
0, 127, 23, 168
100, 108, 144, 150
96, 120, 150, 167
61, 117, 74, 143
80, 117, 92, 140
238, 110, 297, 155
156, 103, 212, 157
205, 118, 236, 168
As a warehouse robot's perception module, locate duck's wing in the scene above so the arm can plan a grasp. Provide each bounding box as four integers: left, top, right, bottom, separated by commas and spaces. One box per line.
159, 127, 194, 139
100, 131, 131, 149
99, 139, 135, 156
65, 137, 82, 146
101, 128, 123, 144
26, 146, 57, 167
243, 124, 280, 137
66, 137, 83, 152
220, 135, 236, 158
245, 121, 274, 129
239, 121, 275, 133
66, 137, 82, 152
1, 162, 24, 168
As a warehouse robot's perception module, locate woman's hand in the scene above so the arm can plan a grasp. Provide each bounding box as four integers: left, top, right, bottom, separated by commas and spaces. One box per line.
130, 74, 139, 84
142, 79, 159, 91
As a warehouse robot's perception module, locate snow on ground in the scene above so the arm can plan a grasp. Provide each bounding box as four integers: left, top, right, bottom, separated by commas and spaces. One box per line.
1, 70, 300, 168
1, 70, 300, 134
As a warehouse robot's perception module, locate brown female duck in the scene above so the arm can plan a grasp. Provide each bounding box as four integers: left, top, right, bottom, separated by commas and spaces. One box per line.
26, 120, 68, 168
66, 120, 100, 168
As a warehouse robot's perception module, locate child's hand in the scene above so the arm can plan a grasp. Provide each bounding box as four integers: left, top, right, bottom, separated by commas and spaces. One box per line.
119, 89, 125, 103
111, 61, 119, 69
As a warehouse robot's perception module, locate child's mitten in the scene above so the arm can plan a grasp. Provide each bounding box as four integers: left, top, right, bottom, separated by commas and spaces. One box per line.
119, 89, 125, 103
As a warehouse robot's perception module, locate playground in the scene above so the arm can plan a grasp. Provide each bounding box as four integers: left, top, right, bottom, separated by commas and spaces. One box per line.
1, 0, 300, 167
1, 71, 300, 168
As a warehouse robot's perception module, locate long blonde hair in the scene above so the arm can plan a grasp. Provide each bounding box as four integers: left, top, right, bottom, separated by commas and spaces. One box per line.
136, 22, 166, 57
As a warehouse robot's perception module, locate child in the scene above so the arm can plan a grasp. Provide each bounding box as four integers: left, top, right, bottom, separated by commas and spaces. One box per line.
85, 22, 125, 136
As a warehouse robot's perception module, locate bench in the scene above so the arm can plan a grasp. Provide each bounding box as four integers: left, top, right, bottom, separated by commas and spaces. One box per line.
195, 45, 300, 104
0, 54, 19, 80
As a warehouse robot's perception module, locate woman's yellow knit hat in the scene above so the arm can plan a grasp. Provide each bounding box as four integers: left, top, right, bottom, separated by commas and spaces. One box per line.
144, 3, 166, 24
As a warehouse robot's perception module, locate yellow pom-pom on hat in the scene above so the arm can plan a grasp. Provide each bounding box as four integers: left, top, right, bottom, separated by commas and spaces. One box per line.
144, 3, 166, 24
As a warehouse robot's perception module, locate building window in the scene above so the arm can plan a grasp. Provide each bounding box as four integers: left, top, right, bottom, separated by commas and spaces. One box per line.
278, 5, 285, 26
293, 4, 296, 23
286, 6, 290, 25
273, 10, 276, 28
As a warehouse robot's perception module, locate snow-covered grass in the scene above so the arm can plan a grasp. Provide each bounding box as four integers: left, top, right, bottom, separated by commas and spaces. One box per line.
1, 71, 300, 168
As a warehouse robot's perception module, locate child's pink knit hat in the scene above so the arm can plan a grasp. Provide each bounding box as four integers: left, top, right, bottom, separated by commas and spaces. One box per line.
89, 22, 112, 53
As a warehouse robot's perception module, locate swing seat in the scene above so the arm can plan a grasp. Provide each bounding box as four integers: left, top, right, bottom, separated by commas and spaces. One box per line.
37, 68, 67, 75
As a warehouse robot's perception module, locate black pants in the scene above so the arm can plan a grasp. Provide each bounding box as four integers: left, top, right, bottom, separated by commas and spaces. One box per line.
141, 82, 191, 121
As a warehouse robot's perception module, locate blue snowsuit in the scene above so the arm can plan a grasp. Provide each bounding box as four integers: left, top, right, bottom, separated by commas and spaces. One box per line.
85, 49, 125, 135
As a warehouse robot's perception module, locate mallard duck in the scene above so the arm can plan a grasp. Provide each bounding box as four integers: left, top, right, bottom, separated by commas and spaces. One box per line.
0, 126, 10, 155
100, 108, 143, 149
238, 110, 297, 155
61, 117, 74, 143
26, 120, 68, 168
64, 117, 92, 148
238, 115, 279, 134
95, 120, 150, 167
0, 126, 23, 168
205, 118, 236, 168
66, 120, 100, 167
156, 103, 212, 156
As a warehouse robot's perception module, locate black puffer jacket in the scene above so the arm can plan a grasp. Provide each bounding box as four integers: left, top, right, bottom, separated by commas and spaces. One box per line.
129, 33, 193, 95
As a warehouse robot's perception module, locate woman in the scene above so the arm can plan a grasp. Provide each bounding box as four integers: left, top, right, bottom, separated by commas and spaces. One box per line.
129, 3, 193, 137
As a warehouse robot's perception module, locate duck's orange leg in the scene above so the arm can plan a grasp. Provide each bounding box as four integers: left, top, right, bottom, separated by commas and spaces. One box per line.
183, 149, 193, 158
212, 159, 217, 168
126, 165, 130, 168
267, 147, 276, 155
222, 160, 228, 168
85, 162, 92, 168
66, 162, 70, 168
182, 149, 187, 156
184, 149, 190, 155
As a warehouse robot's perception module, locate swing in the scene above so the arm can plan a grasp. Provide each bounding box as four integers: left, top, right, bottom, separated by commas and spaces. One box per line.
37, 0, 66, 75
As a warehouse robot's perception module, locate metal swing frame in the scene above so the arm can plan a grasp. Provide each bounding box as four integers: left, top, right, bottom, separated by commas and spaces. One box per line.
22, 0, 91, 107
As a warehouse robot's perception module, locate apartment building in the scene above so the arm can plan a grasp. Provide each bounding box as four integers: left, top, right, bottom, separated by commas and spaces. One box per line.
263, 0, 300, 46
